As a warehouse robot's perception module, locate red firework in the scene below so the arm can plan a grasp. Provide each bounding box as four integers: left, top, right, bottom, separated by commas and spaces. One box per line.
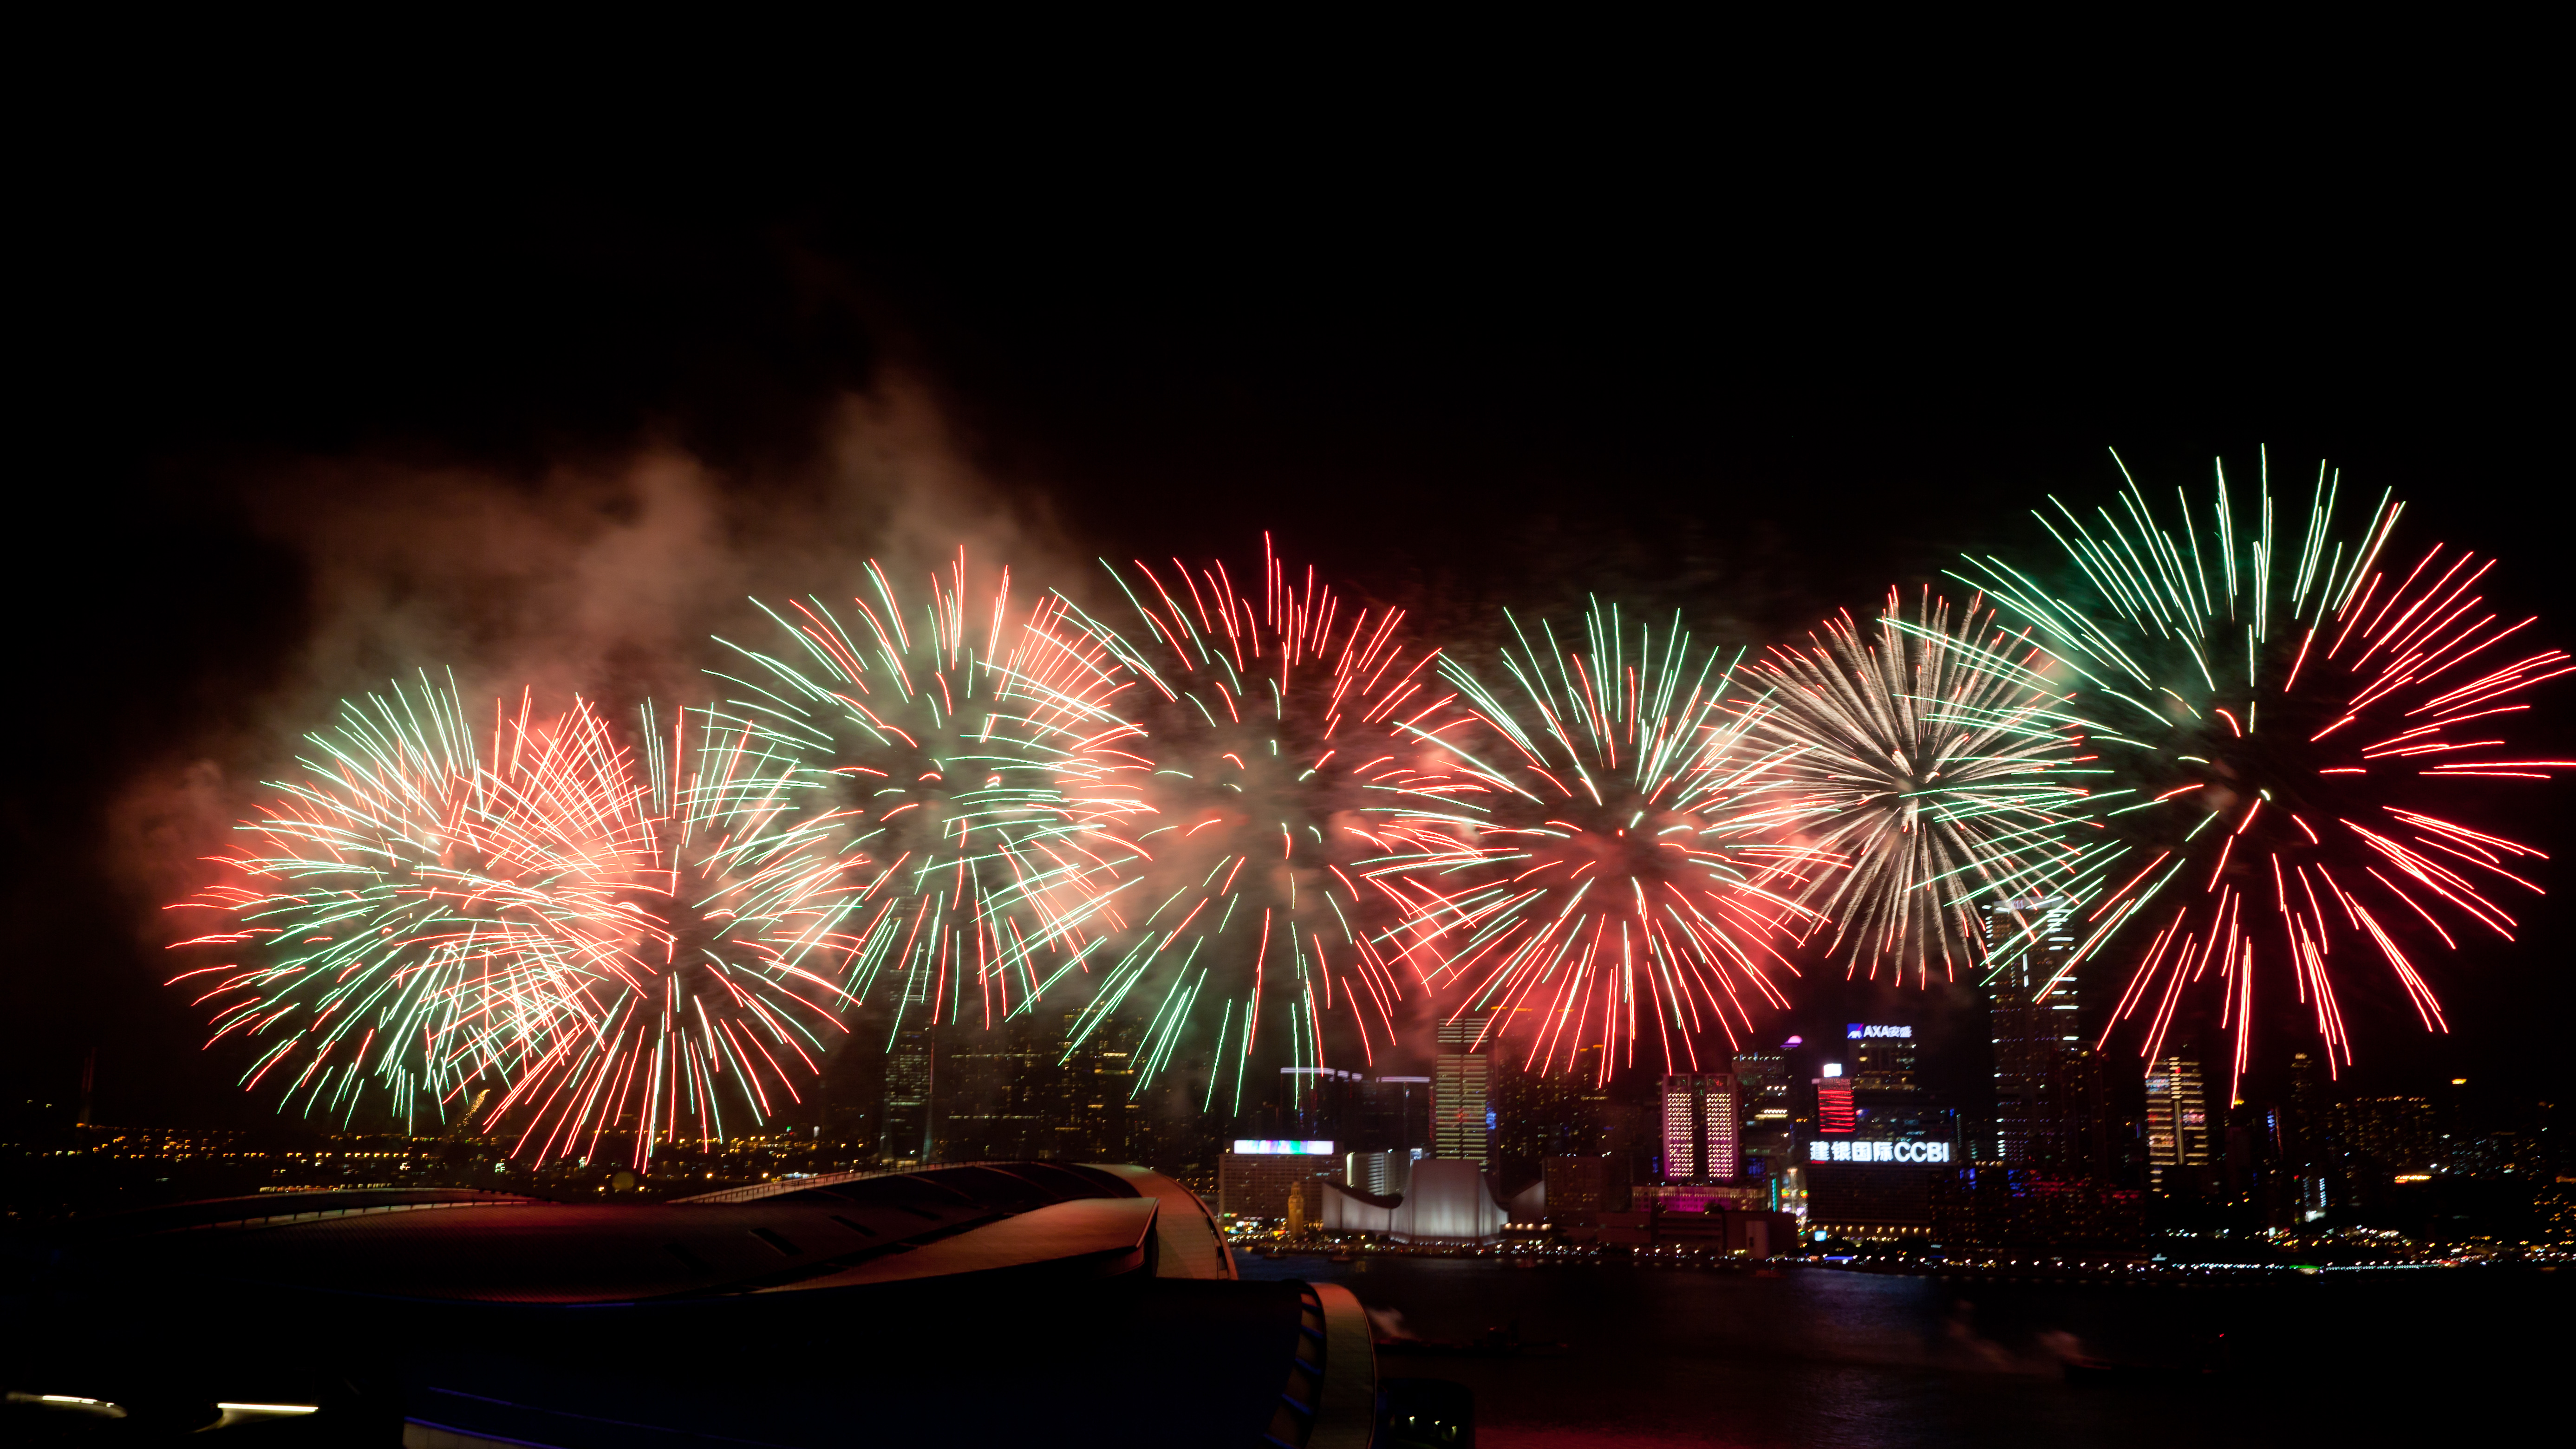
1370, 599, 1825, 1082
1968, 461, 2570, 1099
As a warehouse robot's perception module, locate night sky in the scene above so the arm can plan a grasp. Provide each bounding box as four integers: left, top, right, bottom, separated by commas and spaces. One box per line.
11, 151, 2563, 1132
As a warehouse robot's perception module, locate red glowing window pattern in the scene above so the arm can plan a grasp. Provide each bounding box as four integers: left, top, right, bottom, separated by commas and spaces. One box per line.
1817, 1086, 1856, 1134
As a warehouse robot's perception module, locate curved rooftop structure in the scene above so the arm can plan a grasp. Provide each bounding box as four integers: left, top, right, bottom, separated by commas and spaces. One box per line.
1320, 1158, 1508, 1242
2, 1164, 1385, 1447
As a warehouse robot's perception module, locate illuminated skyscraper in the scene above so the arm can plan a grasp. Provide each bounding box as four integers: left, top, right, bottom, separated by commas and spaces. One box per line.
1844, 1023, 1946, 1144
1984, 895, 2092, 1169
1732, 1052, 1792, 1182
1660, 1084, 1694, 1179
1847, 1027, 1918, 1093
1495, 1041, 1610, 1184
2144, 1053, 2211, 1194
880, 969, 935, 1163
2288, 1049, 2331, 1218
1434, 1016, 1493, 1167
2333, 1096, 2442, 1179
1658, 1073, 1740, 1183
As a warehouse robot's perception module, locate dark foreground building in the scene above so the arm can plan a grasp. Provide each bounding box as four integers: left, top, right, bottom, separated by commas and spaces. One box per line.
3, 1163, 1459, 1446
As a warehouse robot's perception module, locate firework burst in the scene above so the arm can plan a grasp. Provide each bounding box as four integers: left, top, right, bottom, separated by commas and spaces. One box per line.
1045, 538, 1452, 1110
171, 674, 521, 1130
1963, 452, 2571, 1097
169, 682, 853, 1166
1747, 587, 2095, 985
473, 701, 859, 1167
1376, 600, 1823, 1081
714, 549, 1132, 1044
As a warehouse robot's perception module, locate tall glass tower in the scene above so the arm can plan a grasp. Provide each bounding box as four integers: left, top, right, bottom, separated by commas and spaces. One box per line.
2145, 1053, 2211, 1194
1433, 1015, 1493, 1167
1658, 1073, 1741, 1183
879, 968, 935, 1163
1983, 894, 2088, 1169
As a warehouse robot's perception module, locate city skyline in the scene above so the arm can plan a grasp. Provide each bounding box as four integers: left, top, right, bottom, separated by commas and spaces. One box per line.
20, 954, 2553, 1244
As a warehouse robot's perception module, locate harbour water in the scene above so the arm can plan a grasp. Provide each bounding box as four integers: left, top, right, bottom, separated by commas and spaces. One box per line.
1240, 1252, 2568, 1447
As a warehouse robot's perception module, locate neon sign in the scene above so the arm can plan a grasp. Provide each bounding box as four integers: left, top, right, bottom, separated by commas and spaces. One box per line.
1232, 1140, 1336, 1155
1816, 1083, 1855, 1134
1808, 1140, 1950, 1163
1846, 1024, 1912, 1039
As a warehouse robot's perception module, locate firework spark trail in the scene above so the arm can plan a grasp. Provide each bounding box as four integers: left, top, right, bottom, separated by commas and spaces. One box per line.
1960, 450, 2570, 1100
169, 673, 505, 1132
1747, 587, 2099, 986
713, 548, 1135, 1049
1370, 598, 1827, 1083
1043, 536, 1455, 1110
168, 681, 854, 1167
475, 700, 860, 1169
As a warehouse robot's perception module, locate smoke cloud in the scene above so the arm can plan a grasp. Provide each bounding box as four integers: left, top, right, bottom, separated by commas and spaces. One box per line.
111, 374, 1081, 922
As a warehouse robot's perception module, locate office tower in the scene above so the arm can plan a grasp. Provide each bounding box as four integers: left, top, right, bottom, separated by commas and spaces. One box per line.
1659, 1073, 1740, 1183
1706, 1075, 1739, 1180
2254, 1099, 2296, 1227
2439, 1076, 2474, 1176
880, 1026, 933, 1163
880, 968, 935, 1162
1591, 1072, 1661, 1191
1541, 1155, 1631, 1227
2287, 1050, 2330, 1217
1354, 1076, 1432, 1154
2144, 1053, 2211, 1193
1661, 1077, 1696, 1180
935, 1015, 1053, 1160
1049, 1013, 1143, 1162
1984, 894, 2088, 1168
1434, 1016, 1493, 1167
1496, 1043, 1609, 1183
1845, 1022, 1942, 1143
2333, 1096, 2442, 1178
1847, 1025, 1919, 1092
1277, 1066, 1361, 1145
1802, 1045, 1951, 1239
1732, 1052, 1793, 1181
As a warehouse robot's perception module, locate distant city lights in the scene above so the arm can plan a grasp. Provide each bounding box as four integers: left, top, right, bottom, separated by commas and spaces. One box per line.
1231, 1140, 1336, 1156
1809, 1140, 1952, 1163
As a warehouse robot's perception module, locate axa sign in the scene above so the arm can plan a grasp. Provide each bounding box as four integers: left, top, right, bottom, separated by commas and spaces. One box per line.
1846, 1023, 1912, 1040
